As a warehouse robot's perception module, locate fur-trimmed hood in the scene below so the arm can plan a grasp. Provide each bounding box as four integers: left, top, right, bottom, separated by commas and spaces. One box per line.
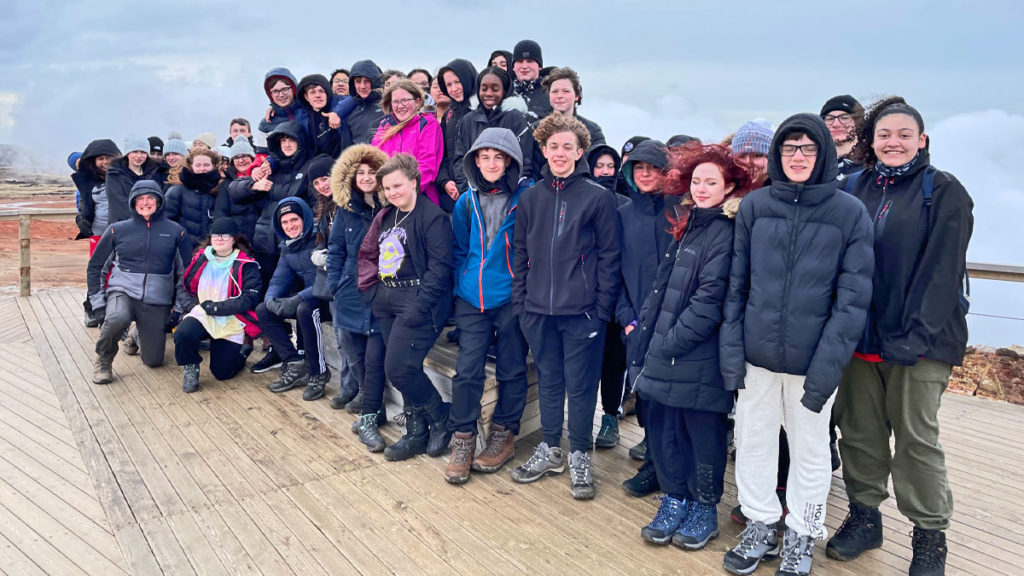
330, 144, 389, 212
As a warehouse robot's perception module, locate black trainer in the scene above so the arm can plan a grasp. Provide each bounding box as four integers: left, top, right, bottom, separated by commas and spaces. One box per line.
622, 459, 659, 497
826, 502, 883, 561
302, 367, 331, 401
909, 527, 946, 576
251, 349, 283, 373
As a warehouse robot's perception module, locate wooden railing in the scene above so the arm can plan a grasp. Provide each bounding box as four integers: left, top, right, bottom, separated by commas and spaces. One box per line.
2, 208, 1023, 297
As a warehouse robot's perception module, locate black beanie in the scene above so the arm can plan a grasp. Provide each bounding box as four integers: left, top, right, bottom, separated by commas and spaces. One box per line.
210, 217, 239, 237
306, 154, 334, 183
148, 136, 163, 153
820, 95, 862, 117
513, 40, 543, 67
621, 135, 650, 158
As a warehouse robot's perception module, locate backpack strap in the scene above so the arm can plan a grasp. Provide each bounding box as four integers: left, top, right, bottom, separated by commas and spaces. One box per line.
921, 165, 937, 208
842, 169, 864, 194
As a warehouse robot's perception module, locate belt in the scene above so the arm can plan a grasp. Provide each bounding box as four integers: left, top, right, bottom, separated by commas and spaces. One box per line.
379, 277, 421, 288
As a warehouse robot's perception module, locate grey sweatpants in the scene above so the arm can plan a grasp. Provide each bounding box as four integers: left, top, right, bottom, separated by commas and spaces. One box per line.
95, 292, 170, 368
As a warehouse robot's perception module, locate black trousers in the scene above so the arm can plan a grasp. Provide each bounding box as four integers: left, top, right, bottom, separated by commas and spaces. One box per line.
372, 285, 441, 409
257, 299, 328, 376
643, 399, 728, 504
173, 316, 246, 380
600, 320, 627, 415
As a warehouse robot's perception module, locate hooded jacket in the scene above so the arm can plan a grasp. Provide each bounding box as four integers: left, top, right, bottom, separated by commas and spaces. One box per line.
614, 140, 676, 327
512, 161, 621, 321
164, 167, 221, 248
341, 60, 385, 149
454, 84, 535, 193
227, 121, 312, 254
258, 68, 308, 138
296, 73, 356, 158
452, 127, 533, 311
371, 111, 444, 203
847, 149, 973, 366
586, 144, 621, 193
719, 113, 874, 413
87, 180, 191, 309
181, 247, 262, 339
326, 145, 389, 334
106, 156, 167, 224
437, 59, 478, 195
265, 197, 319, 302
72, 138, 121, 238
630, 204, 739, 412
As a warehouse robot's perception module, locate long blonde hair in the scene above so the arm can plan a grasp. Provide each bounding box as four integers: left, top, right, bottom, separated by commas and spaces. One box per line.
378, 79, 425, 145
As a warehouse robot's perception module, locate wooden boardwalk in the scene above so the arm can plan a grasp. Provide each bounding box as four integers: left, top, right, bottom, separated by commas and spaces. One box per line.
2, 287, 1022, 575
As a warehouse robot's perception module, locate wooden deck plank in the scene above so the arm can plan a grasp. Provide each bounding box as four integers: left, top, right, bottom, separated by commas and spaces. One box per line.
0, 531, 48, 576
0, 406, 87, 476
163, 511, 234, 576
0, 501, 88, 576
192, 505, 262, 576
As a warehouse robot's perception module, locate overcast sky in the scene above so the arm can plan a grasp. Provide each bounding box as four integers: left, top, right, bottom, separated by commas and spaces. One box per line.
2, 0, 1022, 343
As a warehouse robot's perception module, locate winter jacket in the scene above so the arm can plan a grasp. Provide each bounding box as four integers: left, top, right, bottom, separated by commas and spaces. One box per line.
163, 168, 221, 248
452, 128, 532, 311
454, 96, 535, 193
719, 113, 875, 413
87, 181, 192, 309
512, 161, 621, 320
265, 197, 318, 302
837, 157, 862, 181
227, 121, 312, 254
631, 206, 737, 413
586, 144, 622, 194
513, 76, 553, 121
326, 145, 389, 334
357, 198, 454, 330
257, 68, 308, 146
437, 59, 478, 196
106, 156, 167, 224
847, 150, 973, 366
213, 158, 267, 242
72, 138, 121, 238
296, 74, 356, 158
341, 60, 385, 149
372, 112, 444, 203
181, 247, 262, 339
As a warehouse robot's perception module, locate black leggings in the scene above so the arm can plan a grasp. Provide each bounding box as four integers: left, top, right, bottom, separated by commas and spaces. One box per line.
599, 321, 627, 415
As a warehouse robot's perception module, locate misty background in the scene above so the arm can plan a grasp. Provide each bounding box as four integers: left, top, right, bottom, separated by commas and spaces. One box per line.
1, 0, 1021, 345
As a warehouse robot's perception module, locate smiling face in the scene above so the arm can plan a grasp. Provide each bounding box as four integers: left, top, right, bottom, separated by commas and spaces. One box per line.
548, 78, 577, 116
632, 161, 663, 193
353, 76, 372, 99
164, 152, 183, 167
430, 77, 449, 107
304, 84, 328, 111
475, 148, 511, 184
389, 88, 420, 123
872, 113, 926, 168
331, 73, 349, 96
269, 79, 293, 107
127, 150, 148, 169
230, 122, 250, 140
593, 153, 616, 178
443, 70, 464, 102
382, 170, 417, 212
355, 163, 378, 194
478, 73, 504, 110
94, 154, 113, 175
514, 58, 539, 82
542, 131, 583, 178
191, 154, 214, 174
780, 134, 818, 184
232, 155, 253, 172
312, 175, 331, 197
280, 212, 303, 239
134, 193, 158, 220
278, 136, 298, 157
691, 162, 735, 208
210, 233, 235, 255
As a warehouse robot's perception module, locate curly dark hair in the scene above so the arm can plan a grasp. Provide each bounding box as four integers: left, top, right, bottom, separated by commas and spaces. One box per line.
664, 143, 756, 240
852, 96, 926, 169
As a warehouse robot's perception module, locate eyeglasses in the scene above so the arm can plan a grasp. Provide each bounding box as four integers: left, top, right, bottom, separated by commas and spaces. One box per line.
269, 87, 291, 96
392, 97, 417, 108
211, 234, 234, 240
823, 113, 854, 126
779, 144, 819, 157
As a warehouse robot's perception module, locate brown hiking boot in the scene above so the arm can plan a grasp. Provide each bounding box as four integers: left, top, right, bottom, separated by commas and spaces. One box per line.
445, 432, 475, 484
472, 423, 515, 473
92, 354, 114, 385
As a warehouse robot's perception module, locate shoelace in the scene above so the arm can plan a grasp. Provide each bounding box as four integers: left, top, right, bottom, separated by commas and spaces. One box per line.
779, 534, 812, 572
481, 430, 509, 457
735, 523, 770, 556
836, 506, 871, 534
569, 453, 591, 486
652, 497, 683, 527
912, 531, 945, 567
522, 445, 551, 471
450, 437, 473, 466
680, 503, 708, 532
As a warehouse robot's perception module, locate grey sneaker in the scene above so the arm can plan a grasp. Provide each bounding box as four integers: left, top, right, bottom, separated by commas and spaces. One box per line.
777, 528, 814, 576
122, 324, 139, 355
510, 442, 564, 483
568, 450, 595, 499
723, 520, 781, 575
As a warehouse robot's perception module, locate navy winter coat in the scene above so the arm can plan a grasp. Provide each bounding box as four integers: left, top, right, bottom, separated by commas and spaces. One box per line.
453, 96, 535, 193
265, 197, 318, 302
340, 60, 385, 149
163, 168, 221, 248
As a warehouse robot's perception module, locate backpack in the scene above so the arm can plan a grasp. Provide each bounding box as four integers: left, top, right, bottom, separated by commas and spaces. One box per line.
844, 166, 971, 313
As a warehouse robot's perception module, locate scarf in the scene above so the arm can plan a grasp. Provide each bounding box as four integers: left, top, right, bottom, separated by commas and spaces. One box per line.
874, 151, 921, 178
180, 168, 221, 194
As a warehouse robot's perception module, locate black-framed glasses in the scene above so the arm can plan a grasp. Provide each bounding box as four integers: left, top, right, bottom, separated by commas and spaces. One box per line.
392, 97, 417, 108
779, 144, 819, 157
823, 113, 854, 125
269, 87, 291, 96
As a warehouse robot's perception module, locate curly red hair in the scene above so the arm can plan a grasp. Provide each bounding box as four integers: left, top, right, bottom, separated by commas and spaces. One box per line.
663, 143, 756, 240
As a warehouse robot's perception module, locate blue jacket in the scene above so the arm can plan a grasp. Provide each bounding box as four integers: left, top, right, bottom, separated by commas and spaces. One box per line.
296, 73, 356, 158
265, 197, 318, 302
452, 127, 531, 311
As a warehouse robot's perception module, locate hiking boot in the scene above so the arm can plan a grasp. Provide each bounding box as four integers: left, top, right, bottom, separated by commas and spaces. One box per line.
384, 409, 428, 462
673, 501, 719, 550
182, 364, 200, 393
594, 414, 619, 449
357, 413, 387, 453
92, 354, 114, 385
909, 527, 946, 576
250, 349, 283, 373
345, 390, 364, 414
352, 405, 387, 433
472, 423, 515, 473
444, 432, 475, 484
84, 310, 99, 328
777, 528, 814, 576
826, 502, 883, 561
268, 360, 309, 393
628, 438, 647, 461
622, 459, 659, 497
423, 400, 452, 457
568, 450, 595, 500
510, 442, 564, 483
330, 382, 359, 410
641, 496, 689, 544
302, 367, 331, 401
122, 324, 139, 355
723, 521, 781, 575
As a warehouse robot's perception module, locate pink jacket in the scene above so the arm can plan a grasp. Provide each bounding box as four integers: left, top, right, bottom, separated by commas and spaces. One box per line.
372, 113, 444, 205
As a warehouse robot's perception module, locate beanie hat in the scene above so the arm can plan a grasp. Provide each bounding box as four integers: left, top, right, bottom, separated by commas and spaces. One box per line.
731, 121, 774, 156
621, 135, 649, 158
193, 133, 217, 149
148, 136, 163, 153
67, 151, 82, 171
666, 134, 699, 149
123, 134, 150, 155
216, 145, 231, 159
820, 94, 862, 117
306, 154, 334, 183
210, 217, 239, 237
164, 138, 188, 157
513, 39, 543, 67
167, 130, 183, 140
229, 137, 255, 159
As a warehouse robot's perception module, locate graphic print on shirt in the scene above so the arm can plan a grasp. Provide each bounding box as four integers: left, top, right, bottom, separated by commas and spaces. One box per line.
378, 226, 408, 279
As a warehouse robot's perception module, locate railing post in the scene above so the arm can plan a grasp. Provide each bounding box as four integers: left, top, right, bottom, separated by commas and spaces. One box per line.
19, 214, 30, 297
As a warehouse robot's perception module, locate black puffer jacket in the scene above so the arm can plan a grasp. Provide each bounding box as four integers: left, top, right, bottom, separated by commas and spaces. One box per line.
212, 168, 259, 243
265, 197, 319, 301
297, 74, 355, 158
106, 156, 167, 224
163, 168, 220, 248
630, 206, 736, 413
847, 150, 973, 366
719, 113, 874, 413
72, 139, 121, 238
341, 60, 385, 149
436, 59, 478, 195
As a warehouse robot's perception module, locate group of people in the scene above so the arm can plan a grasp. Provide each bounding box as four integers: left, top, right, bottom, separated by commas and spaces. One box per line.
70, 39, 972, 576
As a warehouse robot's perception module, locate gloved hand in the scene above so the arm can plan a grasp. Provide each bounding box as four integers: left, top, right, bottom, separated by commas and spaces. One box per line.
93, 306, 106, 326
310, 249, 328, 269
75, 216, 92, 239
200, 300, 221, 316
267, 295, 302, 318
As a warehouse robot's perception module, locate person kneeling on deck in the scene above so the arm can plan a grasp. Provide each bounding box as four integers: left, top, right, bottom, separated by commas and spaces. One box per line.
255, 197, 332, 400
89, 180, 191, 384
445, 128, 534, 484
174, 218, 262, 393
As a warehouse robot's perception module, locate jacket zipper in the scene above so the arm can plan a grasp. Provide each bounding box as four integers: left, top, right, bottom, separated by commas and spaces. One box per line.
473, 191, 486, 312
141, 220, 151, 301
549, 180, 562, 314
779, 190, 802, 368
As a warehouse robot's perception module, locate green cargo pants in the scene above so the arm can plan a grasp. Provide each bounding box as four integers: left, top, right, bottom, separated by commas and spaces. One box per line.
833, 357, 954, 530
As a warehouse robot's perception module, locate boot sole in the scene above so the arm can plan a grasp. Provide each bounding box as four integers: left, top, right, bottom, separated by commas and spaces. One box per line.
510, 466, 564, 484
672, 529, 718, 550
622, 483, 658, 498
723, 546, 780, 576
251, 364, 283, 374
594, 437, 619, 449
93, 377, 113, 385
268, 376, 309, 393
472, 453, 514, 473
641, 530, 674, 545
825, 539, 882, 561
445, 473, 470, 485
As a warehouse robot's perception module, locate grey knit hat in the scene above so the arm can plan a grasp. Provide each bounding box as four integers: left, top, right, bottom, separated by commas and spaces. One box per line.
123, 134, 150, 155
164, 138, 188, 157
229, 137, 255, 159
731, 120, 774, 156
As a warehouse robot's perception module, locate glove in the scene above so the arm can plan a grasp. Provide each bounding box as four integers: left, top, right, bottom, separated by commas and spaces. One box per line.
310, 249, 328, 269
267, 295, 302, 318
200, 300, 221, 316
75, 216, 92, 239
93, 306, 106, 326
